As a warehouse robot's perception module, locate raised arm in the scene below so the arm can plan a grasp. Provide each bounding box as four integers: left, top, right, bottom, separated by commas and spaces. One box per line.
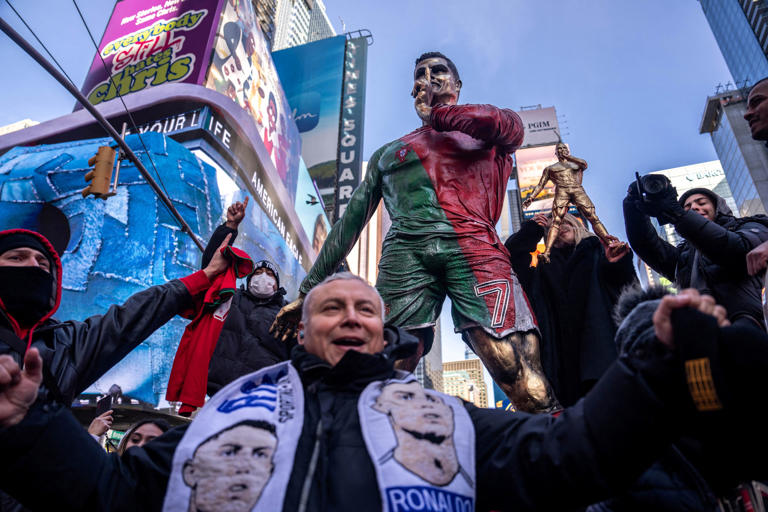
623, 195, 679, 280
201, 198, 248, 268
430, 104, 525, 153
563, 153, 587, 170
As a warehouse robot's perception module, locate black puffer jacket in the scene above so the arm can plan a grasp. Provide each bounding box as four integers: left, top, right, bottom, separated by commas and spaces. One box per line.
201, 224, 293, 396
506, 220, 638, 406
0, 229, 200, 405
624, 190, 768, 326
6, 321, 766, 512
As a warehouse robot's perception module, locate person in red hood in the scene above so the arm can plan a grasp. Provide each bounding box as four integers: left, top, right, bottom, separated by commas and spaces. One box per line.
0, 229, 229, 405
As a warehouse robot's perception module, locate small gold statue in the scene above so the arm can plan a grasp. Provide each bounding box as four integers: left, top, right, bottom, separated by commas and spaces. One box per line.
522, 143, 622, 262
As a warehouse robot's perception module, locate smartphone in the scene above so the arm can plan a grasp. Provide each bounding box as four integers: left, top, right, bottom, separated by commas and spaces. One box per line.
95, 395, 113, 416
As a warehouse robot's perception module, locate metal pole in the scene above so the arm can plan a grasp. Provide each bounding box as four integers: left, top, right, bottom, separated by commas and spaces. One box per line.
0, 16, 205, 252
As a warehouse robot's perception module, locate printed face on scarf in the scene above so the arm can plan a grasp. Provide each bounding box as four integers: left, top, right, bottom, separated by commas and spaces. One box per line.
183, 423, 277, 512
374, 382, 454, 438
373, 381, 459, 485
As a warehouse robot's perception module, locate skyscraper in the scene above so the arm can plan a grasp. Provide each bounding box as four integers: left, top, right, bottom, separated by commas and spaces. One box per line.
699, 0, 768, 87
253, 0, 278, 48
700, 87, 768, 216
272, 0, 336, 51
442, 359, 488, 408
415, 321, 444, 392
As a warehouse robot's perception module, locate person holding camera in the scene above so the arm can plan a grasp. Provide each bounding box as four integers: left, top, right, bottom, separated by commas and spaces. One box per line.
623, 176, 768, 329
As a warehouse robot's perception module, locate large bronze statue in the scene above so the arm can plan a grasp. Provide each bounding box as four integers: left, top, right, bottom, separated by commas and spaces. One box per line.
272, 52, 559, 413
522, 143, 621, 262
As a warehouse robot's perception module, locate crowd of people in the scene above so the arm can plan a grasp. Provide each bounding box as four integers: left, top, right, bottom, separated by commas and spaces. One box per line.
0, 54, 768, 511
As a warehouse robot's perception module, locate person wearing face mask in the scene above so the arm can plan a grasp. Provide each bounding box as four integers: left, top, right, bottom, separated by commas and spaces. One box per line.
0, 229, 230, 407
200, 200, 291, 397
505, 213, 637, 406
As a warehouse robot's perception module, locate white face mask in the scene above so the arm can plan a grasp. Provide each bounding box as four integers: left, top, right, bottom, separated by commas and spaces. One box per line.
249, 272, 277, 298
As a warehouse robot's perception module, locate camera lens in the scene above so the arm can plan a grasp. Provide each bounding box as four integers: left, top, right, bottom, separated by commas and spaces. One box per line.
639, 175, 673, 197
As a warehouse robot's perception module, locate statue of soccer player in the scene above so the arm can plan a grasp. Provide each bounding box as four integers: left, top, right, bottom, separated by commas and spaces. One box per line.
522, 143, 622, 263
272, 52, 559, 413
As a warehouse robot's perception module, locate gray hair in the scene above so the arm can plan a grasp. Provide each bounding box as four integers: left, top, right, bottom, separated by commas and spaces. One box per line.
302, 272, 385, 323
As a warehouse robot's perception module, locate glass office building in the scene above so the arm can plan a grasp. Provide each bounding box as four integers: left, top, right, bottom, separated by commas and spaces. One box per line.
699, 0, 768, 86
700, 88, 768, 216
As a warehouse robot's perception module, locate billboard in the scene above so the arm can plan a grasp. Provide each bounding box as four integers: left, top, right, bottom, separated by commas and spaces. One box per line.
293, 159, 331, 257
80, 0, 302, 203
204, 0, 301, 203
516, 144, 560, 216
334, 37, 369, 221
273, 36, 347, 217
81, 0, 223, 106
516, 106, 560, 148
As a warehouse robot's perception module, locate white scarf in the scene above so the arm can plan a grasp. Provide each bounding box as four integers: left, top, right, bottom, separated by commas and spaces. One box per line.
163, 364, 475, 512
162, 362, 302, 512
358, 373, 476, 512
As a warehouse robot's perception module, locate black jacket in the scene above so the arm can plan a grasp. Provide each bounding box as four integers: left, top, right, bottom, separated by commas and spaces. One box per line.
201, 224, 293, 395
5, 321, 764, 512
0, 230, 197, 405
624, 191, 768, 326
506, 221, 638, 405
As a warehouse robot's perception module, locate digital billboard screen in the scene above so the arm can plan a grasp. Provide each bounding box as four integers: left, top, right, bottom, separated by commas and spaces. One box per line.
516, 144, 560, 216
273, 36, 346, 216
204, 0, 301, 203
80, 0, 222, 106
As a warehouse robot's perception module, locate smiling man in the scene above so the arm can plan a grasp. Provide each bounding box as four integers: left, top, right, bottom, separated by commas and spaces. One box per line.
745, 77, 768, 141
741, 78, 768, 285
297, 272, 385, 366
272, 51, 559, 414
1, 274, 768, 511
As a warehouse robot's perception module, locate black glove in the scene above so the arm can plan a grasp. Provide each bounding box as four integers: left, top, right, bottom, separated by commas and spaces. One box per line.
635, 185, 685, 225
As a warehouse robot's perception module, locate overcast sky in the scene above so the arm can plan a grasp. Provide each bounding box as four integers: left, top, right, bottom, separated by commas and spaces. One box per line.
0, 1, 734, 367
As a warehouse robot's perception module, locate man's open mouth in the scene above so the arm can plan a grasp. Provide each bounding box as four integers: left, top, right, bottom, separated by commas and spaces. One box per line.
332, 338, 365, 347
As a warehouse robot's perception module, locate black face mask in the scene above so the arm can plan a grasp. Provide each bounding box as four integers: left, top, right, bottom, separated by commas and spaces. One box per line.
0, 266, 54, 327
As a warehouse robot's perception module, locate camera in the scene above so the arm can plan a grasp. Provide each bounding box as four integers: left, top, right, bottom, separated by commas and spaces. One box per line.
634, 173, 674, 202
633, 172, 680, 225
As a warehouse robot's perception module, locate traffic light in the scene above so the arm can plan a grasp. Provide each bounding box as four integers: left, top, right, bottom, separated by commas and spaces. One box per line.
82, 146, 117, 199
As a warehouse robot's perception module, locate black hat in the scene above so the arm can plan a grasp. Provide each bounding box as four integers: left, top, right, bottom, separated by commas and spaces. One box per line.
249, 260, 280, 288
678, 188, 719, 208
0, 231, 55, 267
